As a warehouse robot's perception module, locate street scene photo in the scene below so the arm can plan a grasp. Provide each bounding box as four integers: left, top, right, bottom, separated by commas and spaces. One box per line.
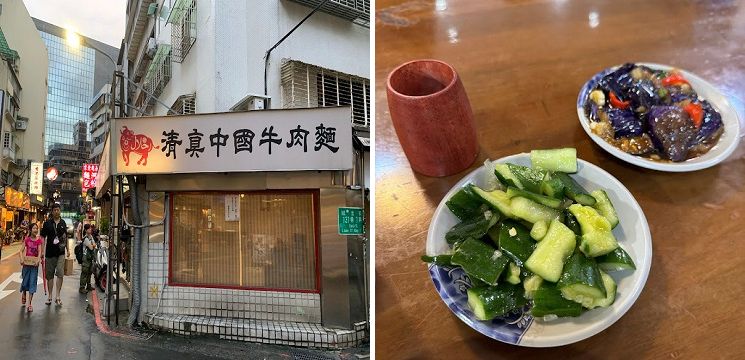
0, 0, 370, 358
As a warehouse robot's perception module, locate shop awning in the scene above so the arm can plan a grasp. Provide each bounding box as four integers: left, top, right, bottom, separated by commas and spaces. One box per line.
95, 132, 112, 198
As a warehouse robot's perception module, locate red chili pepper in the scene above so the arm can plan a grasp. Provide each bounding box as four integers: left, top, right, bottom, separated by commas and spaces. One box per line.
609, 91, 630, 109
684, 103, 703, 128
662, 73, 690, 87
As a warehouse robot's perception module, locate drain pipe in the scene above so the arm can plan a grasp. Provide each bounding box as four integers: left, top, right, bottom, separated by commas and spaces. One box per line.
263, 0, 330, 96
127, 175, 142, 326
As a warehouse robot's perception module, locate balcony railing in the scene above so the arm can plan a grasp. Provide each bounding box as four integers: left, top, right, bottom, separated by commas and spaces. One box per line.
168, 0, 197, 63
143, 44, 172, 102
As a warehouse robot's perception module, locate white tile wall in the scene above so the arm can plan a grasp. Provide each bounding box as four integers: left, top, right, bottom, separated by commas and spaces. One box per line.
147, 242, 322, 323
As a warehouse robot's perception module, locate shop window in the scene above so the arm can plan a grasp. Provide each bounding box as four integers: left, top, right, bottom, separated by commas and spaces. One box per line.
169, 191, 318, 292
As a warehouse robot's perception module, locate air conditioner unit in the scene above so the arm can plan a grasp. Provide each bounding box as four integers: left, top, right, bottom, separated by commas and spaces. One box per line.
230, 94, 271, 112
146, 38, 157, 59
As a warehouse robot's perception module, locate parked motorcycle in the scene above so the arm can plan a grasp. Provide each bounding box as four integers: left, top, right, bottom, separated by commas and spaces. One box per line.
94, 235, 118, 292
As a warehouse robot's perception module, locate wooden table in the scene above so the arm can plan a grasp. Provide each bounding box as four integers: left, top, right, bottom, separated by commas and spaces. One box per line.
374, 0, 745, 358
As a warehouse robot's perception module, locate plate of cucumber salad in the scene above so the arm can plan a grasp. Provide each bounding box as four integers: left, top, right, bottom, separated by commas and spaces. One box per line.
423, 148, 652, 347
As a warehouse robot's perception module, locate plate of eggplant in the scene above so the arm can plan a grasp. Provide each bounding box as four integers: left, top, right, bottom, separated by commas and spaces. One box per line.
423, 149, 652, 347
578, 62, 740, 172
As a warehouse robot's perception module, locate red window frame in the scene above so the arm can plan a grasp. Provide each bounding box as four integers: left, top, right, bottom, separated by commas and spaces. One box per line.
167, 189, 321, 293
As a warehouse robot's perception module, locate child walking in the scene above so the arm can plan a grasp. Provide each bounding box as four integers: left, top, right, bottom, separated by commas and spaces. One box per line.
19, 223, 43, 312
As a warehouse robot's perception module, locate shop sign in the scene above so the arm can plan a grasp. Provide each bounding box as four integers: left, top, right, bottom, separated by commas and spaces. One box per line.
4, 187, 30, 211
225, 194, 240, 221
29, 162, 43, 195
338, 207, 364, 235
82, 163, 99, 195
112, 107, 353, 175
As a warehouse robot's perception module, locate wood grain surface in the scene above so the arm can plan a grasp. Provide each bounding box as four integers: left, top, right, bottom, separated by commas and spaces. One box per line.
374, 0, 745, 358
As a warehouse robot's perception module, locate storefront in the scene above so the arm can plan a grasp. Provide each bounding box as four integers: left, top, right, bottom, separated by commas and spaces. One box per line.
100, 107, 367, 348
3, 187, 32, 231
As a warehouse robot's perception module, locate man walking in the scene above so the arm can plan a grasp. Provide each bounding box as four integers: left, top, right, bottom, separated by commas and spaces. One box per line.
41, 203, 69, 305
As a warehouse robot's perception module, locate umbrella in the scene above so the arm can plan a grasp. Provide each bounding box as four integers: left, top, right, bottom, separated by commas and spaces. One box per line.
41, 258, 47, 296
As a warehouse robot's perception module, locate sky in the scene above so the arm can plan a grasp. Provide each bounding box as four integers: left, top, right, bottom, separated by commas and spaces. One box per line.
23, 0, 126, 47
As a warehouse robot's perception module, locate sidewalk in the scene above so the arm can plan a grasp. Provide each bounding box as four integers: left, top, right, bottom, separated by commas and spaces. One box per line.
0, 241, 24, 261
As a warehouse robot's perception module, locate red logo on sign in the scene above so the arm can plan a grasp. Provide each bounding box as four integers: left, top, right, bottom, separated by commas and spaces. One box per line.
120, 126, 159, 166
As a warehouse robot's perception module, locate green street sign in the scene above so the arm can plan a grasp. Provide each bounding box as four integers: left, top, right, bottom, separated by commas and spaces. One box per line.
338, 207, 364, 235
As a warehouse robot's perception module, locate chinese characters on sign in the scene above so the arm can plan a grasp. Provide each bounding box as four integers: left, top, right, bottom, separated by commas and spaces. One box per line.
82, 163, 99, 195
29, 162, 43, 195
113, 107, 353, 175
338, 207, 364, 235
224, 195, 240, 221
5, 187, 30, 211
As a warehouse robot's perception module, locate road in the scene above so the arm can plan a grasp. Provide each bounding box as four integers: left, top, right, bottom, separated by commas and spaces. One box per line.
0, 245, 365, 359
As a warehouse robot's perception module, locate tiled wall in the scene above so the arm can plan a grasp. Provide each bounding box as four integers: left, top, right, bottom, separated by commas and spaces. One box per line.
146, 242, 322, 323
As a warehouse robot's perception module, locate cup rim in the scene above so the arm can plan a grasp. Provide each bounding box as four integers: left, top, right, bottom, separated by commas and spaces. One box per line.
386, 59, 459, 99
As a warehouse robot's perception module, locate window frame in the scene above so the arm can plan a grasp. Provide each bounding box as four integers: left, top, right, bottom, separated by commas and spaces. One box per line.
167, 189, 322, 293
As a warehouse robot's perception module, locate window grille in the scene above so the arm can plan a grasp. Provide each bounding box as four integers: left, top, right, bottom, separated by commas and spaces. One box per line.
169, 0, 196, 63
281, 60, 370, 128
143, 44, 172, 102
285, 0, 370, 25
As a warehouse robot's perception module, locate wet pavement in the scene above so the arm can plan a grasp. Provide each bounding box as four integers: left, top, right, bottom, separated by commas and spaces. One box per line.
0, 251, 369, 359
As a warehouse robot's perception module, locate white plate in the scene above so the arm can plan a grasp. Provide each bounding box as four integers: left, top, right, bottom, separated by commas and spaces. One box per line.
577, 63, 741, 172
425, 153, 652, 347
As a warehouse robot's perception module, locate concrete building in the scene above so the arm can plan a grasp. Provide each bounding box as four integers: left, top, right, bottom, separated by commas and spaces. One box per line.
33, 19, 118, 212
117, 0, 370, 349
89, 84, 112, 162
0, 0, 49, 226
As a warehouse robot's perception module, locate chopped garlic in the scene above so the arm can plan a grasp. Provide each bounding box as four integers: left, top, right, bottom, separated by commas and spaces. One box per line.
589, 90, 605, 106
508, 227, 517, 237
491, 250, 503, 261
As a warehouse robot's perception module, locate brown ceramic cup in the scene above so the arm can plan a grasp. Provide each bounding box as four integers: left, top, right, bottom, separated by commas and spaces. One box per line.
386, 59, 479, 177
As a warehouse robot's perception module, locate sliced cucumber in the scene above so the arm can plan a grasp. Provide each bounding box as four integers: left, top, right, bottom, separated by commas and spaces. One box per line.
523, 274, 544, 299
524, 219, 576, 282
510, 197, 562, 224
563, 210, 582, 236
590, 190, 619, 229
469, 185, 515, 219
557, 252, 606, 308
505, 262, 521, 285
506, 164, 546, 194
451, 238, 509, 285
530, 220, 548, 241
494, 164, 524, 189
446, 186, 487, 221
467, 284, 528, 321
420, 254, 453, 266
493, 220, 535, 266
531, 285, 583, 317
445, 209, 499, 246
530, 148, 578, 173
506, 186, 563, 209
597, 246, 636, 271
568, 204, 619, 257
540, 173, 566, 199
553, 172, 597, 206
588, 270, 617, 308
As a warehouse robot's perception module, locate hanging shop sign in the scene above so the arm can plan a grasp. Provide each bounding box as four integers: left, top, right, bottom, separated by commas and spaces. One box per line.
5, 187, 30, 211
29, 162, 43, 195
82, 163, 99, 195
112, 107, 353, 175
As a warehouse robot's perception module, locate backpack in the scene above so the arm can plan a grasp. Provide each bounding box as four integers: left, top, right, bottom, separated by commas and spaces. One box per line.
74, 243, 84, 264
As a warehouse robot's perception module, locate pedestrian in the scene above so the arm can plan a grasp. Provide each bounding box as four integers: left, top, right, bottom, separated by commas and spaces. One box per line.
41, 203, 69, 306
79, 224, 97, 294
19, 223, 44, 312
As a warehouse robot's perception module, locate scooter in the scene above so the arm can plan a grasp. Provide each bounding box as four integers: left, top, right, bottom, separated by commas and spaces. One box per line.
94, 235, 118, 292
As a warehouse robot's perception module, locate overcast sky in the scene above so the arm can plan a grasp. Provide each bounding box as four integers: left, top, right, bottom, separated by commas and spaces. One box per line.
23, 0, 126, 47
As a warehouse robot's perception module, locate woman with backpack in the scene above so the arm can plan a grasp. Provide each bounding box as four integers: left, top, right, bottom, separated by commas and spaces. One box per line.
19, 223, 43, 312
79, 224, 97, 294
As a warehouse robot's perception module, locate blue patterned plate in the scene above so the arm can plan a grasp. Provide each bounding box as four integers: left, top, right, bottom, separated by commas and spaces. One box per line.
577, 63, 741, 172
426, 153, 652, 347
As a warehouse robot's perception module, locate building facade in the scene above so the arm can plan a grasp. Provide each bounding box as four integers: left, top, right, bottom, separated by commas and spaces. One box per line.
34, 19, 118, 212
118, 0, 369, 349
0, 0, 49, 227
89, 84, 112, 163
